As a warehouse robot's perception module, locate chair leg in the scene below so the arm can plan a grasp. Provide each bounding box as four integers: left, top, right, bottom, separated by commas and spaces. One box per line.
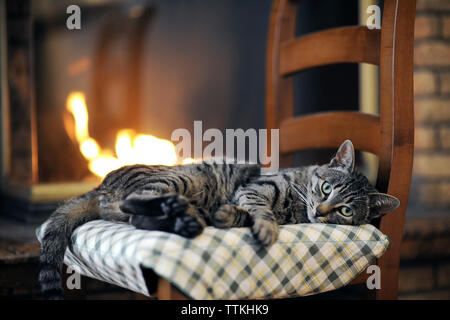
374, 266, 399, 300
156, 278, 190, 300
357, 259, 399, 300
363, 264, 399, 300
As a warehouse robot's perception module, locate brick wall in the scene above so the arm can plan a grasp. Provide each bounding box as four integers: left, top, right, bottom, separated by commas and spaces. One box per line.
399, 259, 450, 299
398, 0, 450, 300
409, 0, 450, 217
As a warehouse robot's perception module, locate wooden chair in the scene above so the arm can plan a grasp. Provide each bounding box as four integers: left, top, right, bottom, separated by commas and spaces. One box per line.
156, 0, 416, 300
265, 0, 415, 299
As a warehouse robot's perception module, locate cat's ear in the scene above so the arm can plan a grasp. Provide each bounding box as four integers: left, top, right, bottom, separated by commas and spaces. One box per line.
329, 140, 355, 172
368, 193, 400, 218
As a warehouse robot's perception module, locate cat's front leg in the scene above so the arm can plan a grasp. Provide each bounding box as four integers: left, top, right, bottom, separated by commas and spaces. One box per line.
211, 204, 252, 228
234, 186, 280, 246
249, 208, 280, 246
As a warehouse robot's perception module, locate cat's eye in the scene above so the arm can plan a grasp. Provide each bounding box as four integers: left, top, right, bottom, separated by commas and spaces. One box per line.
339, 206, 353, 217
321, 181, 332, 195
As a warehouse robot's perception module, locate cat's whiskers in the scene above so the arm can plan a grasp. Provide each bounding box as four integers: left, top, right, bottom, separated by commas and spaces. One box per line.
290, 184, 308, 207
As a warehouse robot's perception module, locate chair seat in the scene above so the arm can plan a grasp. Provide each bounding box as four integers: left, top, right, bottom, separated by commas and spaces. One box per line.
36, 220, 389, 299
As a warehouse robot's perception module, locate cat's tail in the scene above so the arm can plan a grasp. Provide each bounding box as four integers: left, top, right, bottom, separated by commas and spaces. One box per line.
38, 191, 100, 300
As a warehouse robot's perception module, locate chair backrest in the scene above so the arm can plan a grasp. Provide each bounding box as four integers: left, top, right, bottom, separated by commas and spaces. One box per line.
266, 0, 415, 298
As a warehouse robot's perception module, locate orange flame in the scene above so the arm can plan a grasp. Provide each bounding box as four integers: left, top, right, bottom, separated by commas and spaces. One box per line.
66, 92, 195, 178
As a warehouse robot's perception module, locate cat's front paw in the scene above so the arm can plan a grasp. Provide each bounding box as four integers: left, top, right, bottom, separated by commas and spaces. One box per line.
251, 219, 279, 246
174, 215, 204, 238
211, 204, 236, 228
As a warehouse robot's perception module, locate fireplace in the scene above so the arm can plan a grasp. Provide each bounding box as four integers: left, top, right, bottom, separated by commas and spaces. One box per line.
0, 0, 362, 223
0, 0, 185, 222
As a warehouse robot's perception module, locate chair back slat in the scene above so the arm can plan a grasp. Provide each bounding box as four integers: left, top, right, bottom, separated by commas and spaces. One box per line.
266, 0, 297, 131
279, 112, 380, 155
280, 26, 381, 75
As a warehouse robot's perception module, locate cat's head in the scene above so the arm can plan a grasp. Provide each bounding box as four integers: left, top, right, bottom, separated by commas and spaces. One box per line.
306, 140, 399, 225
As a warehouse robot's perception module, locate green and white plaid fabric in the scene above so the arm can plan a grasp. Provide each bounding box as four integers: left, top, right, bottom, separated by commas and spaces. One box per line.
36, 220, 389, 299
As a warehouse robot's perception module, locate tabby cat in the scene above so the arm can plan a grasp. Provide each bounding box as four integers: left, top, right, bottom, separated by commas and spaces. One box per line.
38, 140, 399, 299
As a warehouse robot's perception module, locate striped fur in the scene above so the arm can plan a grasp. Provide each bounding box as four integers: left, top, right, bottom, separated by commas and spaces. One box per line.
39, 160, 260, 299
223, 140, 400, 246
39, 140, 399, 298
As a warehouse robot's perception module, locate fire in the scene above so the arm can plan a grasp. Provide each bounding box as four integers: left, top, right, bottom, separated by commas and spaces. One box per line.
65, 92, 194, 178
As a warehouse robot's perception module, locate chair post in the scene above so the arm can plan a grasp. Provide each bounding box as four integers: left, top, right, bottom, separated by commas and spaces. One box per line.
266, 0, 297, 168
157, 278, 189, 300
375, 0, 416, 300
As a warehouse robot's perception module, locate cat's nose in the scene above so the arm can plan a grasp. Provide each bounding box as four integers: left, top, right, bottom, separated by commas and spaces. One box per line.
315, 204, 331, 217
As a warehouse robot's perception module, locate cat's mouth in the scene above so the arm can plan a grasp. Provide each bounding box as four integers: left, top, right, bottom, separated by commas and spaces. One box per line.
307, 206, 319, 223
307, 205, 328, 223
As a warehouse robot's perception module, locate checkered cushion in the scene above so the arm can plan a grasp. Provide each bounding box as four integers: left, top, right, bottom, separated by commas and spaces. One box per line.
36, 220, 389, 299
